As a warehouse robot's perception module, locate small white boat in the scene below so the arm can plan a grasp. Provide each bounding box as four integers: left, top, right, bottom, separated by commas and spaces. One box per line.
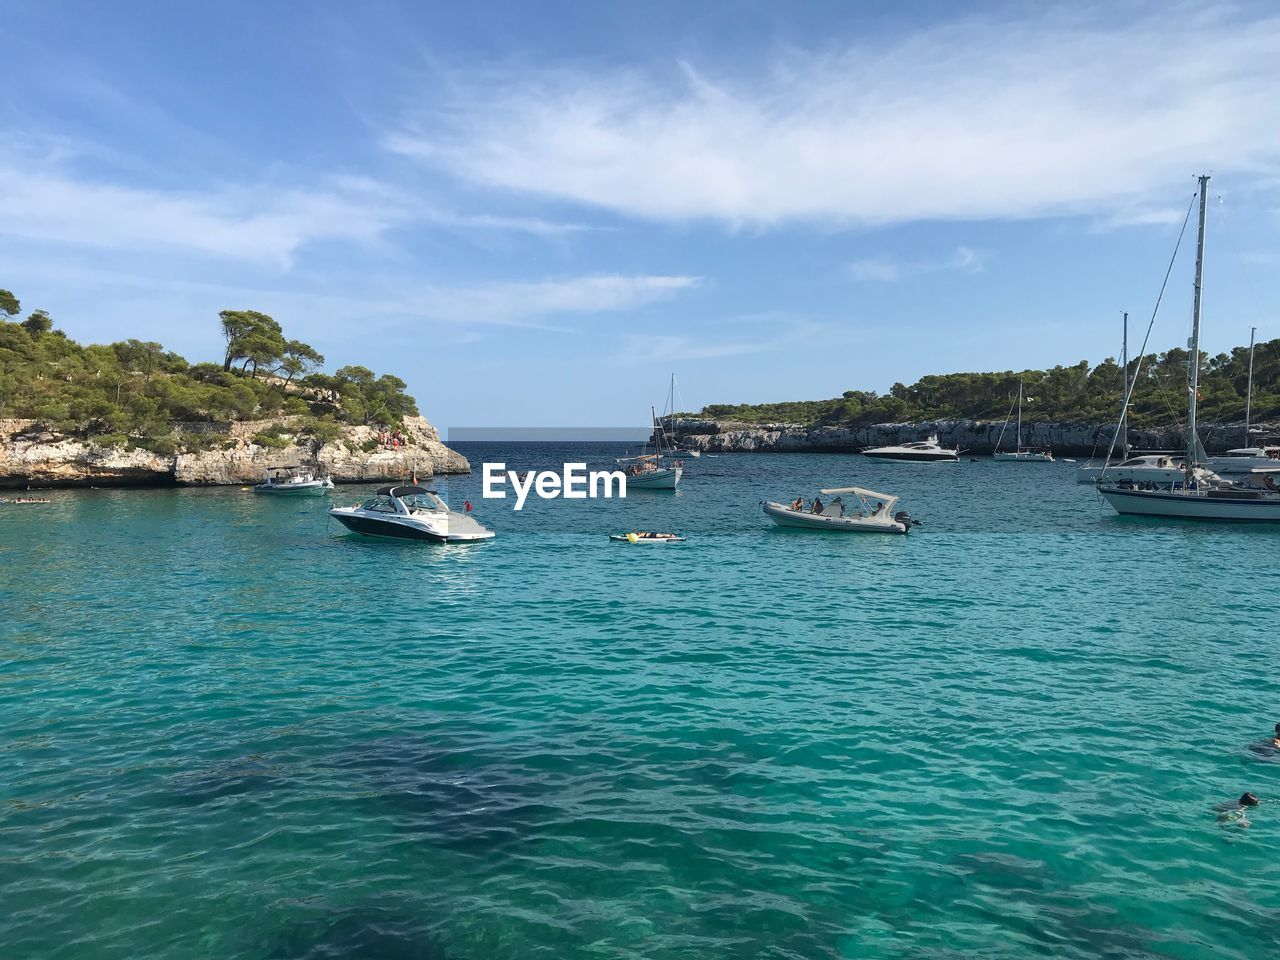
329, 485, 494, 542
618, 402, 683, 489
622, 456, 683, 489
254, 466, 334, 496
994, 449, 1054, 462
993, 382, 1053, 461
609, 532, 687, 543
862, 435, 959, 462
762, 486, 920, 534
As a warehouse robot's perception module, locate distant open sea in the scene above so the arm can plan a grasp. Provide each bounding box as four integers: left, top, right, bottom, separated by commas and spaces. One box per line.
3, 442, 1279, 959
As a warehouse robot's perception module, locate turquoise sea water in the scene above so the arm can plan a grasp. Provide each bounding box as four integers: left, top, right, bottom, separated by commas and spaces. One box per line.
3, 443, 1280, 959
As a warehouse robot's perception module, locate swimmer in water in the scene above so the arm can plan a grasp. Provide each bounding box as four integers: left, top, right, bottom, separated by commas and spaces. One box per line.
1215, 792, 1260, 828
1272, 723, 1280, 749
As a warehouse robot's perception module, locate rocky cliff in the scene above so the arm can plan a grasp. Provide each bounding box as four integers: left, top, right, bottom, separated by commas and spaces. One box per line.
0, 415, 469, 488
666, 418, 1268, 456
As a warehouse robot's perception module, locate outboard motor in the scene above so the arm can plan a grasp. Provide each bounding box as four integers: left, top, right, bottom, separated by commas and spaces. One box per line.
894, 510, 922, 531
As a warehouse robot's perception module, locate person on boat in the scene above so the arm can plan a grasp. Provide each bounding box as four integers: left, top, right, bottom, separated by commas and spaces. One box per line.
872, 501, 884, 516
830, 496, 845, 517
811, 496, 824, 515
790, 496, 804, 511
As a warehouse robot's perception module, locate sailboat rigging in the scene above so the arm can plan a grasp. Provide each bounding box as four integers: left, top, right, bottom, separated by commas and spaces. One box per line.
1097, 175, 1280, 520
993, 381, 1053, 461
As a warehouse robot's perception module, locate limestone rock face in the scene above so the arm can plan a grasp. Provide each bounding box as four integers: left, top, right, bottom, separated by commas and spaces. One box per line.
0, 415, 469, 489
665, 417, 1268, 456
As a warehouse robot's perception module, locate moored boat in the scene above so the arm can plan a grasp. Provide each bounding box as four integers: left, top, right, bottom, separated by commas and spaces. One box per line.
862, 435, 959, 462
993, 382, 1053, 461
762, 486, 920, 534
1098, 175, 1280, 522
254, 465, 334, 496
329, 485, 495, 542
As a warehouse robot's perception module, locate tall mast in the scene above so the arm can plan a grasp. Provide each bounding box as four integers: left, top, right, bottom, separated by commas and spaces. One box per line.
1118, 311, 1128, 461
1015, 382, 1023, 449
1186, 174, 1210, 471
1245, 325, 1257, 442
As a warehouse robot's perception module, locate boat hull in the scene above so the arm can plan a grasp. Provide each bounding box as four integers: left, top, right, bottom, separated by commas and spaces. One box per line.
761, 501, 908, 534
1097, 486, 1280, 521
254, 481, 333, 496
626, 467, 681, 489
993, 451, 1053, 462
329, 509, 495, 542
862, 450, 957, 462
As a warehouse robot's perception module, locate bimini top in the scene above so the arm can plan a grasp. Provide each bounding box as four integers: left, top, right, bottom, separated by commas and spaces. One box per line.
377, 485, 438, 497
820, 486, 897, 502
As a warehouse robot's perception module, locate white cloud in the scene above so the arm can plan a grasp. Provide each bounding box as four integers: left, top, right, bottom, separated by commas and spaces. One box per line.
390, 7, 1280, 227
849, 246, 985, 283
617, 319, 823, 362
0, 155, 596, 268
0, 164, 404, 268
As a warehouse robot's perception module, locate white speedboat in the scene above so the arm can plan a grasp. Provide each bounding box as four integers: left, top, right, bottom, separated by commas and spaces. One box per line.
254, 466, 334, 496
993, 382, 1053, 461
329, 485, 495, 542
1098, 175, 1280, 522
862, 435, 959, 462
762, 486, 920, 534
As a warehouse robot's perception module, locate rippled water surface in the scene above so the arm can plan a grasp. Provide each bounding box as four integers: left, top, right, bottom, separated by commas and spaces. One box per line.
3, 444, 1280, 959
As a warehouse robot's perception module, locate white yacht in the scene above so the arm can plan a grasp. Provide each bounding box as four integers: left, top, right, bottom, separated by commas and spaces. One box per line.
1098, 175, 1280, 522
862, 435, 959, 462
1076, 454, 1211, 486
329, 485, 495, 542
1206, 446, 1280, 477
762, 486, 920, 534
253, 466, 334, 496
992, 383, 1053, 461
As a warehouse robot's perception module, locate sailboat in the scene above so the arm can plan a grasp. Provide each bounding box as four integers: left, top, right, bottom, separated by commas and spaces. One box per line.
992, 382, 1053, 461
663, 373, 700, 458
1098, 175, 1280, 521
617, 405, 683, 489
1204, 327, 1280, 477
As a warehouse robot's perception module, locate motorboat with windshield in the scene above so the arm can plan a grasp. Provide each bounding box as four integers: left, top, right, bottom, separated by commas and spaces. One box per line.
862, 435, 959, 462
253, 465, 334, 496
1076, 454, 1213, 485
329, 485, 495, 542
761, 486, 921, 534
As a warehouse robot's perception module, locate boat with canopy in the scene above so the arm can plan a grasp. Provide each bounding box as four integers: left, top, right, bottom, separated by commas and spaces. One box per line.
761, 486, 920, 534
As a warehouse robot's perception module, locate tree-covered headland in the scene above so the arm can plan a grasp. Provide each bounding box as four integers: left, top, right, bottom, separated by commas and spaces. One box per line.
696, 340, 1280, 429
0, 287, 419, 456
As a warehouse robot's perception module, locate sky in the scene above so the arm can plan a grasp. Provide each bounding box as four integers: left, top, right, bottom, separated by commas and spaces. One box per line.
3, 0, 1279, 433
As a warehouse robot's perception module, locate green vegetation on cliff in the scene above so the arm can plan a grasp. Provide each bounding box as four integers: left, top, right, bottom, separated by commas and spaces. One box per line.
698, 339, 1280, 428
0, 287, 419, 452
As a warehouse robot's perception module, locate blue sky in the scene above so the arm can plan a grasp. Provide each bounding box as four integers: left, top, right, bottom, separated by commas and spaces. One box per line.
3, 0, 1279, 432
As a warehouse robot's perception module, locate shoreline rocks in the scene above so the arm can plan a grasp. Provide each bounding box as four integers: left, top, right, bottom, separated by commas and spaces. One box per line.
665, 417, 1271, 456
0, 415, 469, 489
